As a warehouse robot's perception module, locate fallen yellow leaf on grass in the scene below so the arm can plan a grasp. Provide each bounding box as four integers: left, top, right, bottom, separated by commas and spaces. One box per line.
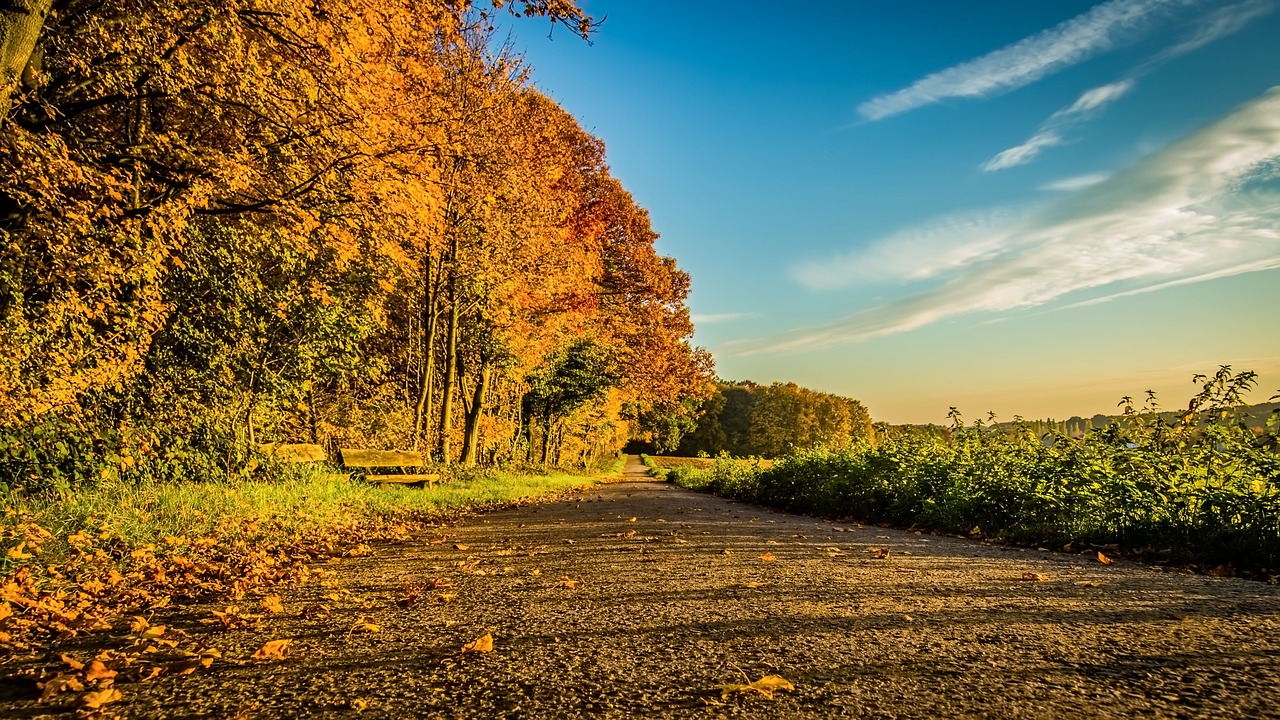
461, 633, 494, 654
717, 674, 795, 700
80, 687, 123, 709
351, 617, 381, 633
1097, 551, 1114, 565
251, 639, 291, 660
1020, 572, 1049, 582
558, 577, 579, 589
454, 543, 470, 551
260, 595, 284, 614
757, 552, 776, 562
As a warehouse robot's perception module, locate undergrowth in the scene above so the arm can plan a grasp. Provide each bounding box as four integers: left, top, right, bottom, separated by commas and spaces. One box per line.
672, 367, 1280, 575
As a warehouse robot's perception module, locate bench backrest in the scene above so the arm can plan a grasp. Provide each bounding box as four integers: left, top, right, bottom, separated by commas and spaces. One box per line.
339, 448, 425, 468
259, 443, 327, 463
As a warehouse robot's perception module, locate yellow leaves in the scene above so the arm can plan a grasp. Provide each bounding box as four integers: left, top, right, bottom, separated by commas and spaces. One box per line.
716, 674, 794, 701
461, 633, 494, 654
1097, 551, 1114, 565
757, 552, 776, 562
453, 544, 471, 551
84, 661, 118, 683
350, 616, 381, 633
251, 639, 291, 660
557, 577, 579, 589
260, 596, 284, 614
1020, 572, 1050, 582
40, 674, 84, 701
6, 542, 33, 560
79, 687, 123, 709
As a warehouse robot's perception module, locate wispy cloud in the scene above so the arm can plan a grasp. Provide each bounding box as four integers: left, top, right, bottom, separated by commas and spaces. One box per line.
691, 312, 760, 325
791, 208, 1029, 290
1040, 172, 1112, 191
983, 80, 1134, 171
733, 87, 1280, 355
1142, 0, 1275, 67
983, 1, 1272, 171
858, 0, 1188, 121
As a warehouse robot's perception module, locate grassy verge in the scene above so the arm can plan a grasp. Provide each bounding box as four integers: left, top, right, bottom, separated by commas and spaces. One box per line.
0, 465, 604, 651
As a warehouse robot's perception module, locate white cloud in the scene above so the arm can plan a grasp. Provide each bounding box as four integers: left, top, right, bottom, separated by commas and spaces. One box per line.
1143, 0, 1275, 67
984, 81, 1134, 172
982, 131, 1066, 171
791, 208, 1028, 290
983, 2, 1270, 171
691, 312, 760, 325
1056, 79, 1137, 117
733, 87, 1280, 355
858, 0, 1188, 121
1040, 172, 1112, 191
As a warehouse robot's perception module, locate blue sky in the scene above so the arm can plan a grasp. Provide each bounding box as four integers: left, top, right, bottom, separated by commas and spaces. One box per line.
515, 0, 1280, 423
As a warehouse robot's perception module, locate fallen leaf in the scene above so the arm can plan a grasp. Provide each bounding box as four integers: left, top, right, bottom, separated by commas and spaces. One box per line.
60, 653, 86, 671
251, 639, 291, 660
351, 617, 381, 633
757, 552, 776, 562
1020, 572, 1049, 582
717, 674, 795, 700
39, 675, 84, 702
299, 603, 330, 619
166, 657, 214, 676
1097, 551, 1114, 565
260, 596, 284, 614
628, 517, 637, 523
84, 661, 117, 682
871, 548, 891, 559
79, 687, 123, 709
461, 633, 494, 654
349, 698, 369, 711
558, 577, 578, 589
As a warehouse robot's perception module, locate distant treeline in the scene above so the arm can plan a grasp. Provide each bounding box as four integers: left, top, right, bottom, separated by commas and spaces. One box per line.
633, 380, 872, 458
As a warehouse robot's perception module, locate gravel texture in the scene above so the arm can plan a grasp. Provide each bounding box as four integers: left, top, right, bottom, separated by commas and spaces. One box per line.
10, 457, 1280, 719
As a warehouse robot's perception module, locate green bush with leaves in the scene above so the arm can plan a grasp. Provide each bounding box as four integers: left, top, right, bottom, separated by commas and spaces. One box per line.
673, 367, 1280, 571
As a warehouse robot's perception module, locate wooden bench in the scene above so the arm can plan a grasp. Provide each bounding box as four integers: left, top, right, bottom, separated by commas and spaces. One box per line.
338, 448, 440, 487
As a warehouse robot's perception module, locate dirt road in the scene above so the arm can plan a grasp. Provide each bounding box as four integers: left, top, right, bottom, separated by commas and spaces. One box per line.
25, 460, 1280, 718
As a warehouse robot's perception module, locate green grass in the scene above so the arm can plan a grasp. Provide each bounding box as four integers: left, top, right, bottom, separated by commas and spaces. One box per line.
1, 464, 607, 571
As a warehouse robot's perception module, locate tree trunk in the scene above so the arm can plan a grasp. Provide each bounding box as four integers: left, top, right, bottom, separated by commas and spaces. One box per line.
411, 254, 438, 452
437, 255, 460, 463
460, 362, 490, 466
0, 0, 50, 117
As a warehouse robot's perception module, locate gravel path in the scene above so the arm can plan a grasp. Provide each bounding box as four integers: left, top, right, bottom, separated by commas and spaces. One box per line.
28, 458, 1280, 718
